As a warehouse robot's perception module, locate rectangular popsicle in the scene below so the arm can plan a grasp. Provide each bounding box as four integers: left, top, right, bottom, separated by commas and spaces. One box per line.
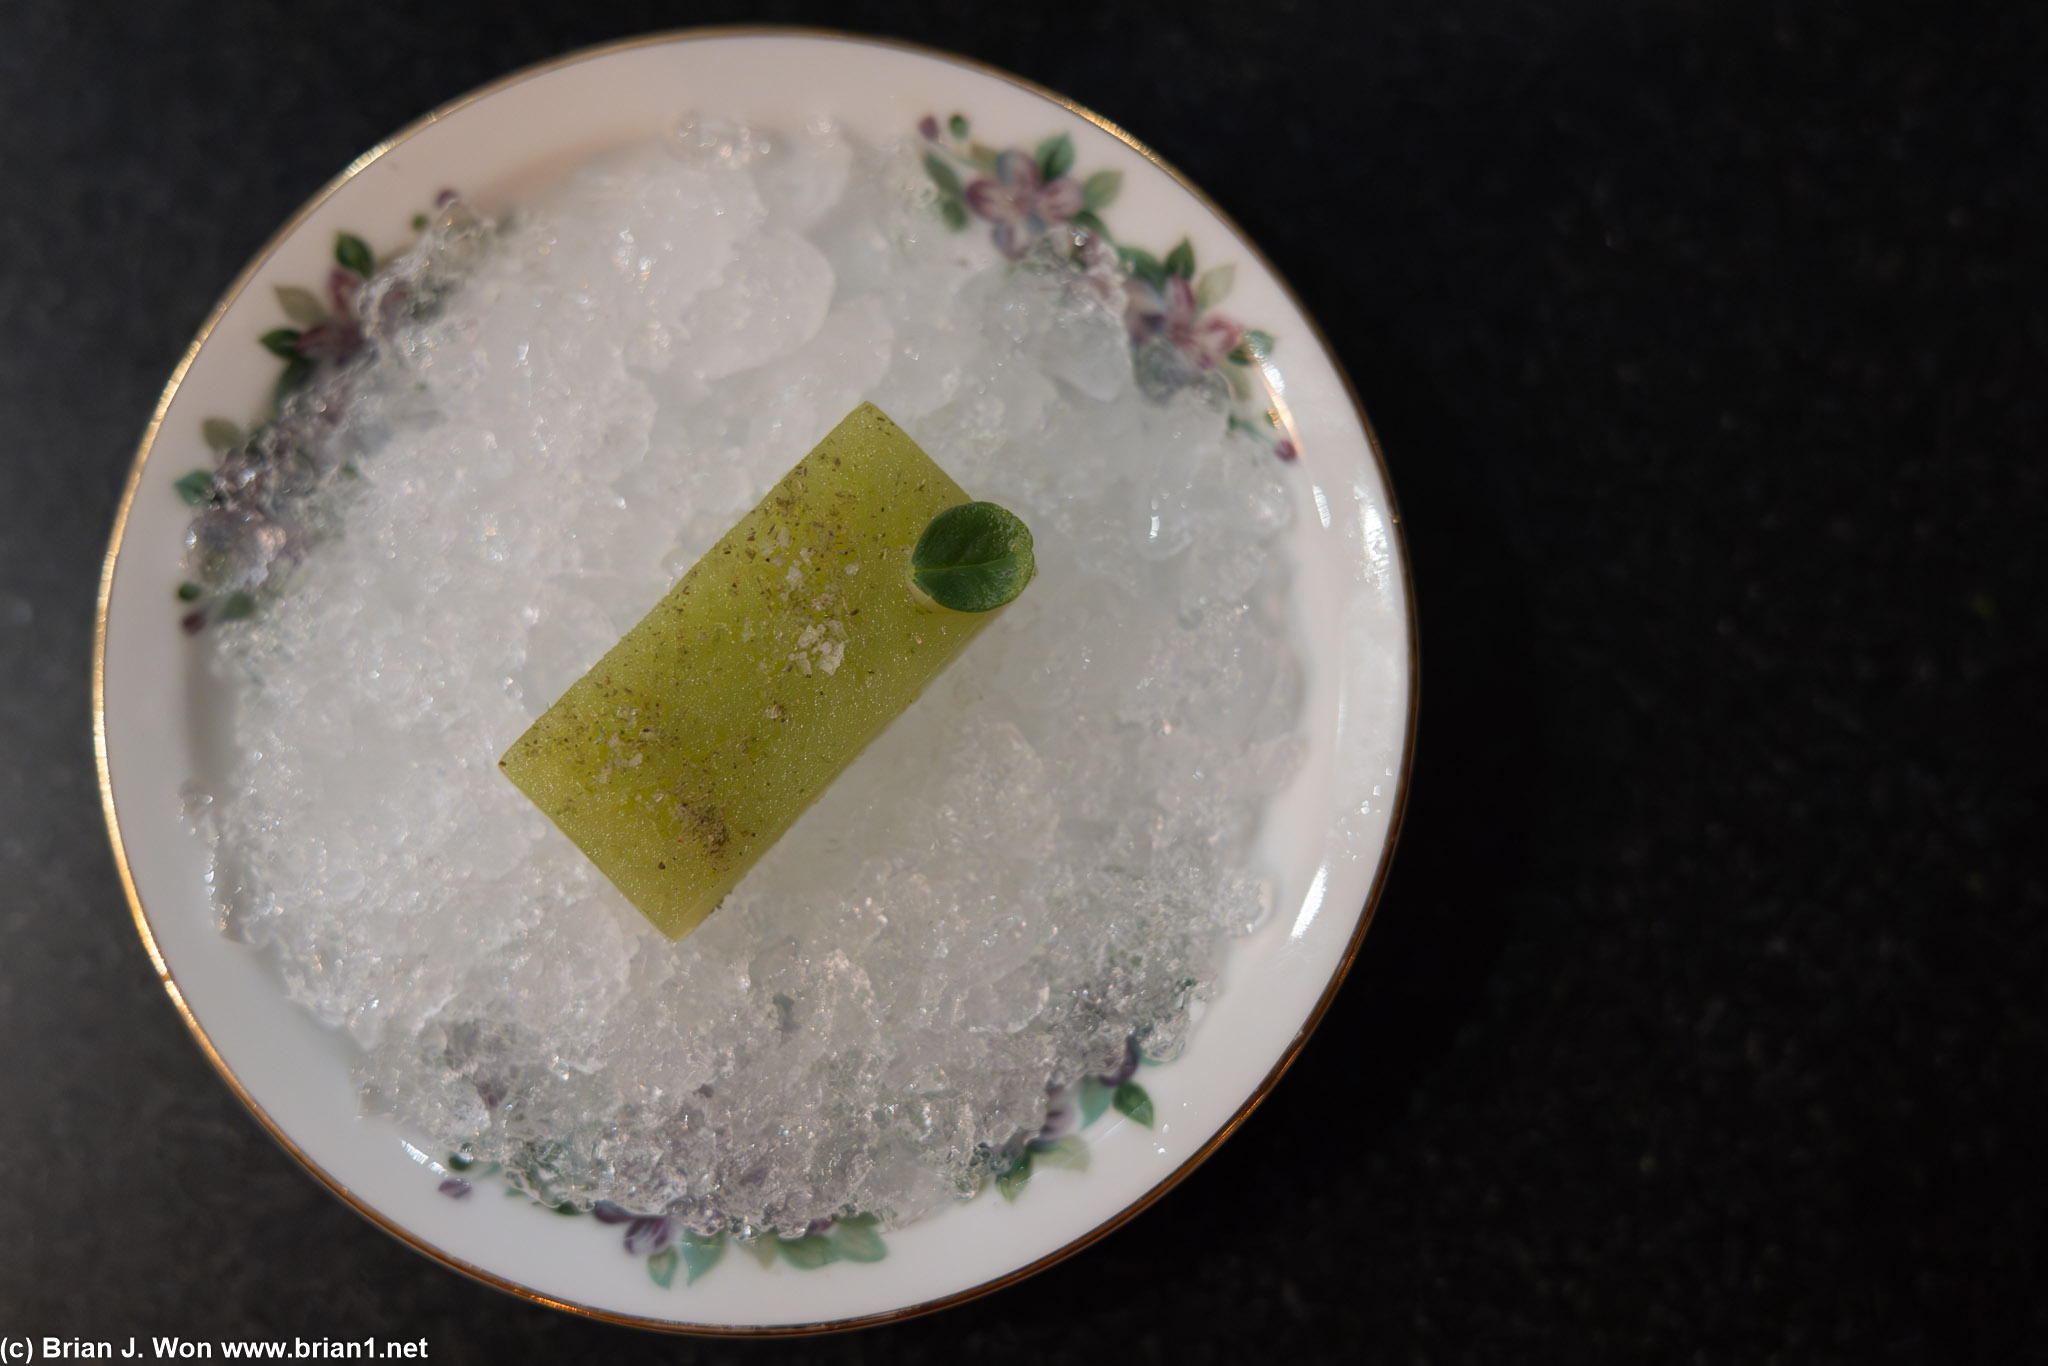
499, 404, 1005, 939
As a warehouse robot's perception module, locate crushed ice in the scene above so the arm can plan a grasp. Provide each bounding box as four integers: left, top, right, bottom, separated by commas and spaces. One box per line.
196, 117, 1303, 1234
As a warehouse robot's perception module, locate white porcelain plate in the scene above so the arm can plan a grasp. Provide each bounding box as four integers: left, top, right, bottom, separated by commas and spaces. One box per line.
95, 30, 1416, 1333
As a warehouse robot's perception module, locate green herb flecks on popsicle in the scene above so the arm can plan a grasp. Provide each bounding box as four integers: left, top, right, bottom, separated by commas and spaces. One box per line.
498, 403, 1034, 940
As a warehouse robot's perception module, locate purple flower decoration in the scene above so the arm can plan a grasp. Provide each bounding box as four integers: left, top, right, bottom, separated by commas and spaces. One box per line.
292, 268, 365, 361
1126, 273, 1244, 372
437, 1177, 472, 1199
1101, 1039, 1140, 1086
1037, 1085, 1081, 1145
594, 1201, 678, 1255
965, 150, 1085, 259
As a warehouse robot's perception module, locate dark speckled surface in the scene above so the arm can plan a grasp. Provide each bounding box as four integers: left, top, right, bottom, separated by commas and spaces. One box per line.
2, 1, 2042, 1360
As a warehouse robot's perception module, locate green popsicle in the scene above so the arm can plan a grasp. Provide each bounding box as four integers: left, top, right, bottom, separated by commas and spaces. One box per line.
499, 403, 1032, 939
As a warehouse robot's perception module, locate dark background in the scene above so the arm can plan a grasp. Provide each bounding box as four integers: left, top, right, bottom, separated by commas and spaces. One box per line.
2, 1, 2041, 1360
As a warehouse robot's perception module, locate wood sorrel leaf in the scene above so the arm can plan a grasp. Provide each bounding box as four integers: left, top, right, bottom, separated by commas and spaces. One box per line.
910, 501, 1035, 613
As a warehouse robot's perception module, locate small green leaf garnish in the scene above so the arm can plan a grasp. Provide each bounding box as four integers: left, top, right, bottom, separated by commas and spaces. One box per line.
334, 231, 374, 277
910, 502, 1035, 613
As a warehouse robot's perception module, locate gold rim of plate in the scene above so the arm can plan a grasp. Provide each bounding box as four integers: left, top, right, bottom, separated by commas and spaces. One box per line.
92, 24, 1423, 1338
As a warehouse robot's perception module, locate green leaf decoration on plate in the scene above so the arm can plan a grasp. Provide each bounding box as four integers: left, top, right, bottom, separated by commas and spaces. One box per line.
911, 108, 1294, 461
997, 1151, 1034, 1202
911, 501, 1035, 613
1032, 1135, 1091, 1173
259, 327, 301, 360
1113, 1081, 1155, 1127
273, 355, 314, 412
1078, 1075, 1114, 1126
828, 1214, 888, 1264
778, 1232, 837, 1270
213, 593, 257, 623
173, 470, 213, 506
645, 1246, 679, 1289
274, 284, 327, 326
1195, 264, 1235, 312
1081, 169, 1122, 212
334, 231, 374, 277
1035, 131, 1076, 182
1118, 243, 1169, 293
924, 152, 963, 199
1069, 207, 1108, 239
201, 417, 244, 452
680, 1231, 726, 1285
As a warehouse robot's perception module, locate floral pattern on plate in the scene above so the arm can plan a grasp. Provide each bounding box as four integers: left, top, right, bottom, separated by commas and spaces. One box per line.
171, 198, 453, 632
918, 112, 1296, 460
434, 1047, 1157, 1290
